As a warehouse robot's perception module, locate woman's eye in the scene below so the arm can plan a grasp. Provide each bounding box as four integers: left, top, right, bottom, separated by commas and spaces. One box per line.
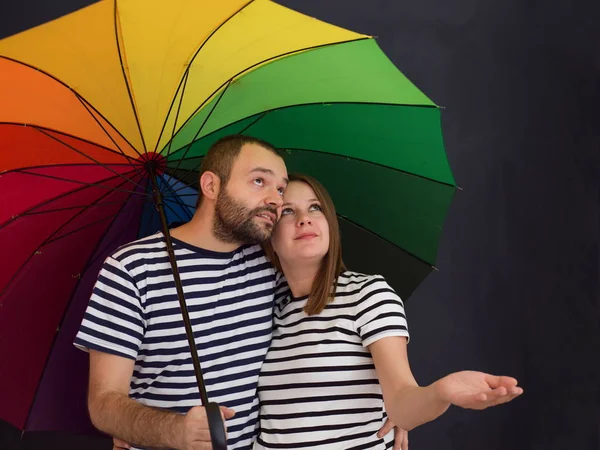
253, 178, 264, 186
281, 208, 294, 216
309, 204, 322, 212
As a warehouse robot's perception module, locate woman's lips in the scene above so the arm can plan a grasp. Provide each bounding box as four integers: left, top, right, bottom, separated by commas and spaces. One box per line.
295, 233, 318, 240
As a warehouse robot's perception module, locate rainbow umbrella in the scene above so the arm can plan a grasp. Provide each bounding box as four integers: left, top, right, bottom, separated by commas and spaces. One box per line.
0, 0, 457, 444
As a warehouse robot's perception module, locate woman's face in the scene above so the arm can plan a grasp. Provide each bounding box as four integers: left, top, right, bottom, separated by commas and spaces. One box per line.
271, 181, 330, 266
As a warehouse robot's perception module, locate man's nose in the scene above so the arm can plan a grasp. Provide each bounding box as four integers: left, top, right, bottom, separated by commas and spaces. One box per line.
265, 189, 283, 208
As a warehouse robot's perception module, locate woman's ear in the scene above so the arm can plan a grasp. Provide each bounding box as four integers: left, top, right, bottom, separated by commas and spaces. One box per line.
199, 171, 220, 201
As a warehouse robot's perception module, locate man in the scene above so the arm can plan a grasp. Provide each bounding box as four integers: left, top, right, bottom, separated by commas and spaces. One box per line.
74, 135, 289, 450
75, 135, 404, 450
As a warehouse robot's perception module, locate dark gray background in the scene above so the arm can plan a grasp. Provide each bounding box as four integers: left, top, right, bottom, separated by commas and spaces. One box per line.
1, 0, 598, 449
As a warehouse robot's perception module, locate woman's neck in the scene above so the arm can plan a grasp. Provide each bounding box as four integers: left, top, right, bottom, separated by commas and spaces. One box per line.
279, 260, 320, 298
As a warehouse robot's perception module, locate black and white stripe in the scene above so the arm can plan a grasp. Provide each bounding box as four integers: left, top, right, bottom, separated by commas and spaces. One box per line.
75, 233, 278, 450
254, 272, 409, 450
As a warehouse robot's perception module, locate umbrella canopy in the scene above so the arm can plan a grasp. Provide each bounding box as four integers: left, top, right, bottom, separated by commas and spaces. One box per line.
0, 0, 456, 437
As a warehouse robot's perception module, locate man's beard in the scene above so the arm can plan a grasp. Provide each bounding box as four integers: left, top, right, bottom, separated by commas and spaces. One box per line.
213, 188, 277, 245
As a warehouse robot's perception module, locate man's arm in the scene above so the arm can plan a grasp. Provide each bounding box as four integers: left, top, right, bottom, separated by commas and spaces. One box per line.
88, 350, 184, 449
88, 350, 235, 449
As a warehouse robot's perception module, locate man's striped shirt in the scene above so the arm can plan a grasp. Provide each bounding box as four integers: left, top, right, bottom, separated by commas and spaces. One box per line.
74, 233, 278, 450
254, 271, 410, 449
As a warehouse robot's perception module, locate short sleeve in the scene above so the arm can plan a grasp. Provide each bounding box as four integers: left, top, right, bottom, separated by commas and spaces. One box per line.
74, 256, 145, 360
355, 275, 409, 348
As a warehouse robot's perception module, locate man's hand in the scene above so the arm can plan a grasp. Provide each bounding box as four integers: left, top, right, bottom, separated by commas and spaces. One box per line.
377, 419, 408, 450
112, 405, 235, 450
434, 371, 523, 410
178, 405, 235, 450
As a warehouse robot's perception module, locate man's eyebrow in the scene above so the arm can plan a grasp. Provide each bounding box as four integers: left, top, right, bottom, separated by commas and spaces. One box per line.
249, 167, 289, 184
249, 167, 274, 176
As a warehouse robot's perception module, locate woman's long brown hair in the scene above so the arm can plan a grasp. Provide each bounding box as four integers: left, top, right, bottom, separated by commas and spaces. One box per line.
264, 173, 345, 315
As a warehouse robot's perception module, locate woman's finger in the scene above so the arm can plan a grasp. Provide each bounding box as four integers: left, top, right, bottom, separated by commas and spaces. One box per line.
393, 429, 405, 450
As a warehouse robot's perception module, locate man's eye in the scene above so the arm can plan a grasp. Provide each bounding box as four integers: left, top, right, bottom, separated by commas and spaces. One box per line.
277, 187, 285, 195
309, 204, 322, 212
281, 208, 294, 216
253, 178, 264, 186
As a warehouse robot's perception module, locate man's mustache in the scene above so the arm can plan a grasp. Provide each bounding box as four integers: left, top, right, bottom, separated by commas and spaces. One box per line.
251, 206, 279, 220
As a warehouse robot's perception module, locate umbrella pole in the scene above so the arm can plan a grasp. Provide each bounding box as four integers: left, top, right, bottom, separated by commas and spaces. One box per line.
147, 165, 227, 450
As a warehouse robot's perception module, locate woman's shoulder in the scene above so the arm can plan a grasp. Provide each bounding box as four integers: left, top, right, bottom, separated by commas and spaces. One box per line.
336, 271, 392, 295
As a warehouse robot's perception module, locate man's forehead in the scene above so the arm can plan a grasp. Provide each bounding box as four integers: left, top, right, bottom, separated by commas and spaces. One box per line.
238, 143, 276, 160
235, 144, 287, 175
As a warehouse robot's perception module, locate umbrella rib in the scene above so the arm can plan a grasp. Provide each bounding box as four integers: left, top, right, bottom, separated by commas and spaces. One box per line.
75, 93, 145, 163
337, 215, 436, 269
44, 212, 124, 246
163, 98, 439, 170
170, 99, 437, 160
159, 36, 372, 153
163, 70, 190, 159
168, 80, 232, 175
12, 168, 150, 197
161, 198, 191, 226
163, 193, 198, 199
154, 0, 256, 155
139, 178, 157, 239
0, 175, 139, 298
0, 168, 142, 230
162, 110, 269, 190
165, 139, 455, 198
0, 122, 140, 166
33, 127, 147, 191
164, 167, 205, 198
162, 167, 200, 194
82, 199, 146, 276
159, 176, 194, 221
0, 56, 143, 157
20, 197, 147, 218
21, 188, 139, 432
2, 162, 135, 176
238, 111, 269, 134
114, 0, 148, 154
279, 147, 457, 188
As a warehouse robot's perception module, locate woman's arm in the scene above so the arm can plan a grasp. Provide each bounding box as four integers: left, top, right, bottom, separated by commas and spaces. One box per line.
369, 336, 523, 431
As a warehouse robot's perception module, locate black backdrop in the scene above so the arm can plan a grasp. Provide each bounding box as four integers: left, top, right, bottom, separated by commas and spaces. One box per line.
1, 1, 598, 449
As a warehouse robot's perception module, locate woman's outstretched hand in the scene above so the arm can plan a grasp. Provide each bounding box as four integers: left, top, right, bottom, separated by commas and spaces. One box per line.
434, 371, 523, 410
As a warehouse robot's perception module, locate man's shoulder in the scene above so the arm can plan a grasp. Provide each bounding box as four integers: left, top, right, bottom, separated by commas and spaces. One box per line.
109, 232, 167, 264
238, 244, 268, 259
237, 245, 276, 276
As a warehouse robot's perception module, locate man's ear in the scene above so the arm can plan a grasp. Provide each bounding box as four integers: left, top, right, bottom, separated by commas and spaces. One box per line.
199, 171, 220, 201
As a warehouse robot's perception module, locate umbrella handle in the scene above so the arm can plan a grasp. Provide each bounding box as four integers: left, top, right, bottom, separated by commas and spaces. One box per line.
206, 402, 227, 450
148, 168, 228, 449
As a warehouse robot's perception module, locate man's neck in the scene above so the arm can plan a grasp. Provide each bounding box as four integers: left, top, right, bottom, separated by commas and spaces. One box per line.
169, 206, 243, 253
279, 260, 320, 298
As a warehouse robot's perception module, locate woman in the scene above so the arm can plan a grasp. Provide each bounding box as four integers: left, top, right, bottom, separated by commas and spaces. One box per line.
253, 174, 523, 449
113, 174, 522, 450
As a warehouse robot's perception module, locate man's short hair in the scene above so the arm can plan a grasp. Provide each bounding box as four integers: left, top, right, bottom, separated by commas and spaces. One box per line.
196, 135, 280, 207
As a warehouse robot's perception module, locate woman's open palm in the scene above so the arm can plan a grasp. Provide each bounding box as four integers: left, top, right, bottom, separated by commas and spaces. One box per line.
435, 371, 523, 410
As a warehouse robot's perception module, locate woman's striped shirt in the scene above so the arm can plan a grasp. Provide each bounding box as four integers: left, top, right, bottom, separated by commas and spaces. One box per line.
254, 271, 410, 450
